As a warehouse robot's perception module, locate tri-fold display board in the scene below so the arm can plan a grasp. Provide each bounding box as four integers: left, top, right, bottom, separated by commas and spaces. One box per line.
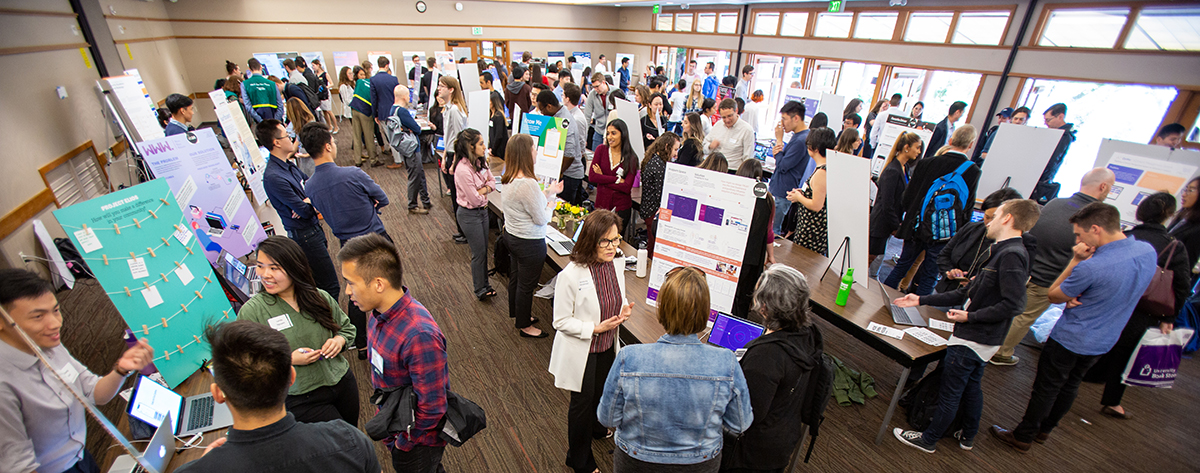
1093, 139, 1200, 228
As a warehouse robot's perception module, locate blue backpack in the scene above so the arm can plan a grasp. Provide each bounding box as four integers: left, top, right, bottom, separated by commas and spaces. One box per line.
916, 161, 973, 243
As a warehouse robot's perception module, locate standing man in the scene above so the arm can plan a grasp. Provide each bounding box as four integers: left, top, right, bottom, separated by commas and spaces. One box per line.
419, 57, 437, 105
992, 203, 1157, 453
1152, 123, 1186, 149
0, 269, 155, 473
257, 119, 342, 301
972, 107, 1012, 166
164, 93, 195, 136
172, 321, 381, 473
616, 57, 631, 93
702, 62, 719, 99
551, 70, 572, 104
537, 90, 584, 206
505, 66, 533, 119
735, 65, 754, 102
704, 98, 756, 171
1032, 103, 1077, 204
480, 72, 505, 109
584, 72, 613, 151
979, 106, 1029, 162
242, 57, 284, 123
408, 55, 425, 88
594, 54, 610, 79
311, 59, 338, 132
300, 121, 391, 359
991, 168, 1116, 366
371, 56, 400, 159
769, 101, 811, 237
338, 234, 449, 473
385, 85, 432, 214
924, 101, 967, 158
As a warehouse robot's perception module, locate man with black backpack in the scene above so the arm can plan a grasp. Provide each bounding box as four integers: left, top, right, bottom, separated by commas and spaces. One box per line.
891, 199, 1041, 453
883, 125, 981, 296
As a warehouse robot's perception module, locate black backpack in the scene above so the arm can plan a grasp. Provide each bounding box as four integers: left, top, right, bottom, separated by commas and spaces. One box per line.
798, 351, 834, 463
898, 364, 964, 433
490, 229, 510, 276
54, 238, 94, 281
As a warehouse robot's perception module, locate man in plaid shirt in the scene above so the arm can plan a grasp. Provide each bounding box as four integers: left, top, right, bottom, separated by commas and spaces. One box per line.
338, 234, 449, 472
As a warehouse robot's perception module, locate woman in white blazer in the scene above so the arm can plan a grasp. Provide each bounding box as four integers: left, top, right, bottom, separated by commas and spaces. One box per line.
549, 210, 633, 473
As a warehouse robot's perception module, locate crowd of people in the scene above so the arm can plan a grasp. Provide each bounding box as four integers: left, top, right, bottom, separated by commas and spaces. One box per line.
4, 50, 1197, 473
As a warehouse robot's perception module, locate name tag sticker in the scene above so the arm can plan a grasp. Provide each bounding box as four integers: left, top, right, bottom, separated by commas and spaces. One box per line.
370, 349, 384, 375
579, 278, 593, 291
267, 314, 293, 331
58, 363, 80, 385
867, 322, 905, 340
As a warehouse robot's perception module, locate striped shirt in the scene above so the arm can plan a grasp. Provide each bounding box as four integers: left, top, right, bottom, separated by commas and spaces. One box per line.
589, 261, 621, 353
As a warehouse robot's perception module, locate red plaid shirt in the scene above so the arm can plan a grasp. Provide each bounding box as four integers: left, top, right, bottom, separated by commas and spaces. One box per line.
369, 288, 449, 450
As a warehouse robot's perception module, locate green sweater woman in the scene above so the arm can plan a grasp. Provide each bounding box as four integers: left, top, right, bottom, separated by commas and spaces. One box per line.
237, 236, 360, 426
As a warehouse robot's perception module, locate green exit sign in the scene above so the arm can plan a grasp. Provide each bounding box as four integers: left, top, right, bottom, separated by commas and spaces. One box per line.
653, 4, 661, 14
828, 0, 844, 13
472, 26, 483, 35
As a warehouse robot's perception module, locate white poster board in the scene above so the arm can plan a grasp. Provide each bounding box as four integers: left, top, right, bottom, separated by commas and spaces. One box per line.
452, 47, 472, 62
817, 93, 845, 126
299, 52, 326, 72
573, 52, 592, 69
333, 51, 360, 74
459, 63, 482, 93
1103, 153, 1198, 227
613, 98, 645, 160
648, 163, 758, 314
976, 124, 1064, 202
871, 116, 933, 177
782, 88, 822, 123
253, 52, 286, 79
366, 51, 393, 75
33, 219, 74, 289
435, 51, 456, 74
99, 74, 165, 149
825, 150, 872, 288
209, 90, 267, 202
467, 90, 490, 136
1094, 138, 1200, 174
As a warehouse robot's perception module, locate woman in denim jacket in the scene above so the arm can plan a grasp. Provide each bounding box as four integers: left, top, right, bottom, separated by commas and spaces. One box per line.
598, 267, 753, 472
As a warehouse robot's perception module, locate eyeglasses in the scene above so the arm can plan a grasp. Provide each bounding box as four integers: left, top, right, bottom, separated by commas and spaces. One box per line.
598, 236, 622, 248
276, 135, 295, 143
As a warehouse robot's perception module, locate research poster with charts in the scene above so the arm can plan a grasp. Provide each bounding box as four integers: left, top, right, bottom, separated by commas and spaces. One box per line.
333, 51, 360, 73
871, 115, 932, 177
209, 90, 268, 202
53, 179, 233, 388
524, 114, 568, 180
1104, 153, 1198, 228
139, 128, 268, 264
647, 163, 758, 314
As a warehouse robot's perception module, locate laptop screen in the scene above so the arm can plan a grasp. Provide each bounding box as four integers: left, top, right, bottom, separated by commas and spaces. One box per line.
571, 222, 584, 242
129, 376, 182, 431
708, 313, 765, 351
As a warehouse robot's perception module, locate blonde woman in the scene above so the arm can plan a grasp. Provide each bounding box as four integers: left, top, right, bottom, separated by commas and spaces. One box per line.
683, 78, 705, 116
285, 97, 317, 176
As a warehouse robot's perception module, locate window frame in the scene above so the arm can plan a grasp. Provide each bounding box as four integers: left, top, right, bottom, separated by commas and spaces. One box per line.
1030, 2, 1200, 54
744, 5, 1015, 47
651, 7, 742, 35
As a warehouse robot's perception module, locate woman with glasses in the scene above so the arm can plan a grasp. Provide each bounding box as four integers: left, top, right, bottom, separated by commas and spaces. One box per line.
1169, 177, 1200, 285
237, 236, 359, 426
598, 265, 751, 472
550, 210, 633, 473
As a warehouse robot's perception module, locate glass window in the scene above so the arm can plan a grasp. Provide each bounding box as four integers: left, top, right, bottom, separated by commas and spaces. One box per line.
754, 12, 780, 35
774, 57, 808, 126
814, 12, 853, 38
905, 12, 954, 43
885, 67, 928, 117
854, 12, 898, 40
836, 62, 882, 107
696, 13, 717, 33
1124, 7, 1200, 51
780, 12, 809, 37
952, 11, 1009, 45
751, 55, 785, 132
695, 50, 732, 79
718, 13, 739, 34
1018, 78, 1177, 198
675, 13, 694, 32
811, 60, 841, 95
656, 14, 673, 31
1038, 8, 1129, 48
921, 70, 981, 126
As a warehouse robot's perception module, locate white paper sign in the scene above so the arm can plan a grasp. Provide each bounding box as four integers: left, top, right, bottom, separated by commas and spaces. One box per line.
128, 258, 149, 279
173, 227, 193, 246
242, 216, 259, 246
176, 175, 197, 208
928, 319, 955, 332
904, 326, 948, 346
223, 189, 246, 219
867, 322, 905, 340
73, 228, 103, 253
1104, 152, 1198, 228
141, 285, 163, 308
174, 263, 194, 286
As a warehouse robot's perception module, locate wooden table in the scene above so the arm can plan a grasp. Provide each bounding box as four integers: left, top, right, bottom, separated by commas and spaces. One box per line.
100, 369, 225, 472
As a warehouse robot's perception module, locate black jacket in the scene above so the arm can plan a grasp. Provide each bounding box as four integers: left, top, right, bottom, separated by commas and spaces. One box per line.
924, 118, 950, 159
1127, 223, 1193, 321
921, 237, 1030, 346
1038, 123, 1076, 184
895, 151, 980, 242
677, 138, 703, 167
1168, 217, 1200, 285
721, 326, 823, 471
869, 157, 910, 241
935, 222, 1039, 293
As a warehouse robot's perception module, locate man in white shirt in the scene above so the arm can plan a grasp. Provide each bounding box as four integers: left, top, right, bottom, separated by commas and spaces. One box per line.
703, 98, 756, 171
735, 65, 754, 102
594, 54, 611, 78
682, 59, 703, 90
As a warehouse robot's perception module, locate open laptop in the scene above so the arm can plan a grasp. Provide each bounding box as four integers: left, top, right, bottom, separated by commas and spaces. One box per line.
546, 223, 585, 256
876, 280, 927, 327
128, 375, 233, 437
108, 412, 176, 473
707, 313, 765, 360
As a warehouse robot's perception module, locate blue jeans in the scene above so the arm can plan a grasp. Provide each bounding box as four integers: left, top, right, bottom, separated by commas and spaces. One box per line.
772, 196, 793, 237
559, 176, 586, 205
883, 239, 945, 296
591, 128, 605, 151
921, 345, 986, 443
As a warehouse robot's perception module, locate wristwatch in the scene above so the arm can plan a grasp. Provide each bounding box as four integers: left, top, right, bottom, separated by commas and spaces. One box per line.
114, 364, 133, 378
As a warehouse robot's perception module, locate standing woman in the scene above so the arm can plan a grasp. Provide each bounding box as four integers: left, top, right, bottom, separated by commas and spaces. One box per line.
1169, 177, 1200, 285
683, 78, 705, 116
285, 97, 317, 176
640, 133, 680, 257
910, 101, 925, 121
868, 131, 923, 264
835, 128, 861, 155
338, 66, 355, 125
501, 134, 564, 338
863, 99, 889, 158
632, 84, 652, 117
843, 98, 864, 125
438, 75, 470, 243
549, 210, 633, 473
488, 93, 509, 160
787, 127, 837, 256
453, 129, 498, 301
238, 236, 359, 426
597, 267, 752, 472
641, 93, 666, 142
588, 119, 639, 235
676, 112, 706, 166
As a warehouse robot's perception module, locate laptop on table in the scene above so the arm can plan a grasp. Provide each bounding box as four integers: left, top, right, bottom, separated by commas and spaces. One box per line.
128, 375, 234, 437
876, 280, 927, 327
707, 312, 766, 360
547, 223, 585, 256
109, 411, 177, 473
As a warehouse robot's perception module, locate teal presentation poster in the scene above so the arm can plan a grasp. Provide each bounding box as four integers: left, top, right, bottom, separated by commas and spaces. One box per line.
53, 179, 232, 388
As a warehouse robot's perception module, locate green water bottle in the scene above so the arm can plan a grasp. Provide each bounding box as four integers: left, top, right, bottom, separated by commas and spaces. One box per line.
836, 268, 854, 307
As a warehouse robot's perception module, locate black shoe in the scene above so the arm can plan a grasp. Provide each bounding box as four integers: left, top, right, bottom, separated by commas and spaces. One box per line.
519, 329, 549, 338
357, 349, 368, 360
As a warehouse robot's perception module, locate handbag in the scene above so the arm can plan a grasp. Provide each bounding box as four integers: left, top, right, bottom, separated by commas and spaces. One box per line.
1136, 239, 1180, 317
1122, 327, 1195, 388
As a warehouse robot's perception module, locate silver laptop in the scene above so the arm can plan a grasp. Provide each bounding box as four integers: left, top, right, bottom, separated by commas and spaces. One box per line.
108, 412, 176, 473
128, 375, 233, 437
547, 223, 585, 256
876, 280, 927, 327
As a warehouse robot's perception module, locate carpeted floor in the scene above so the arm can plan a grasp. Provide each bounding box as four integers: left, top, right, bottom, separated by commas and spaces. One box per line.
58, 117, 1200, 472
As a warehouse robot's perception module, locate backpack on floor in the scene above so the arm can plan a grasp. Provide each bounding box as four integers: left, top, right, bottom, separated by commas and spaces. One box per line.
799, 352, 834, 463
490, 229, 510, 276
54, 238, 93, 281
899, 364, 964, 433
915, 161, 973, 243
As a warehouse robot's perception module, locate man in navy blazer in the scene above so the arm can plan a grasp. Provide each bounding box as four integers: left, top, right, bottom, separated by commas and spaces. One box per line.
925, 101, 967, 158
164, 93, 194, 136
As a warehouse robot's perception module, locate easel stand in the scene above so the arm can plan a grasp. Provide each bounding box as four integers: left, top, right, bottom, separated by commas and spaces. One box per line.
820, 236, 852, 283
100, 87, 153, 183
